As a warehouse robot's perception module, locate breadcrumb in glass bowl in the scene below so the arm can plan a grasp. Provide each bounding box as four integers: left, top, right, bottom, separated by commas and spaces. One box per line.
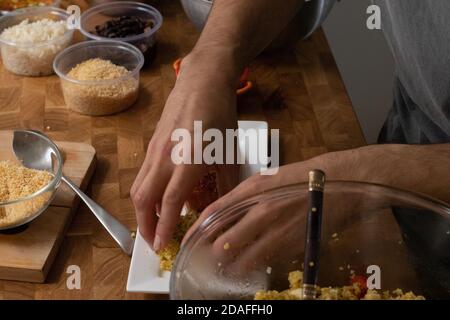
0, 131, 62, 230
0, 161, 53, 228
170, 182, 450, 300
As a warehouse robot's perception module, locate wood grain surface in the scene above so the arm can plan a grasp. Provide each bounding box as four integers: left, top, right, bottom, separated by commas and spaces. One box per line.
0, 1, 365, 299
0, 136, 96, 283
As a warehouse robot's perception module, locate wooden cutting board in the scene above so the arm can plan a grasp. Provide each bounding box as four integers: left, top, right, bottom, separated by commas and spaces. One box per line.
0, 132, 96, 283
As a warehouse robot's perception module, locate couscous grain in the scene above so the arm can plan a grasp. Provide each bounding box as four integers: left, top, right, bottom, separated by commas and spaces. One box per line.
62, 58, 139, 116
254, 271, 425, 300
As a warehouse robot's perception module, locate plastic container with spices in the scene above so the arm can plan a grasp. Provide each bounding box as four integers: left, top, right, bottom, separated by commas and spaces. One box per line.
80, 1, 163, 66
54, 40, 144, 116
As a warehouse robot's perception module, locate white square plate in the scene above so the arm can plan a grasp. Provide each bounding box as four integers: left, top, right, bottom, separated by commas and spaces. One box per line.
126, 121, 268, 294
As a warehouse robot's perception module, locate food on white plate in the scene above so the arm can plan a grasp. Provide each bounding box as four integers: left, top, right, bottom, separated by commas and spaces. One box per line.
157, 209, 199, 272
157, 171, 219, 271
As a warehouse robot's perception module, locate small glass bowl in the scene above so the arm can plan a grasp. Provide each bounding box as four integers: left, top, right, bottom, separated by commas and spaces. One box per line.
80, 1, 163, 65
171, 182, 450, 300
0, 131, 62, 231
0, 6, 73, 76
53, 40, 144, 116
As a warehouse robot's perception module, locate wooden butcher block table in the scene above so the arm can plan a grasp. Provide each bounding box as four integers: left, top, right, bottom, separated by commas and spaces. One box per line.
0, 1, 365, 299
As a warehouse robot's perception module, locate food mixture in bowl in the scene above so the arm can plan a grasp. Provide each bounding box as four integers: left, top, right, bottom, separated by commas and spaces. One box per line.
254, 270, 425, 300
0, 161, 53, 228
61, 58, 139, 116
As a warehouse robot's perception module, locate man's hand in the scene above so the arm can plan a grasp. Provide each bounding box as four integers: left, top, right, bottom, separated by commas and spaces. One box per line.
130, 0, 305, 251
185, 143, 450, 243
183, 148, 351, 244
180, 143, 450, 279
131, 53, 239, 251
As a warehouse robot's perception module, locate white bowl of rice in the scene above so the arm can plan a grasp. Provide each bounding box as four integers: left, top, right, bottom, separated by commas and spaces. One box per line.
0, 6, 73, 76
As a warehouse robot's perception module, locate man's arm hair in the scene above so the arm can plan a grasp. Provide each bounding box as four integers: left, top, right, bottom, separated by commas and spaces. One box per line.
322, 143, 450, 205
186, 0, 305, 84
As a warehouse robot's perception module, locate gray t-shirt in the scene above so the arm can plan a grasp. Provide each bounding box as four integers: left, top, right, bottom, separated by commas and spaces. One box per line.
374, 0, 450, 144
373, 1, 450, 299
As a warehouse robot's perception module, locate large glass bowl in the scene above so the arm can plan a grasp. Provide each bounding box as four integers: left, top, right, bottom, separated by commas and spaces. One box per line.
171, 182, 450, 299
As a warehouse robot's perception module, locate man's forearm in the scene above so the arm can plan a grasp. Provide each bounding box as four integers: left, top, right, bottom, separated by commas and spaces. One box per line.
184, 0, 304, 84
316, 143, 450, 204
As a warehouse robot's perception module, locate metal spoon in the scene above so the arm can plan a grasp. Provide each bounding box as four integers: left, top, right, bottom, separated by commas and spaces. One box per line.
12, 130, 135, 256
